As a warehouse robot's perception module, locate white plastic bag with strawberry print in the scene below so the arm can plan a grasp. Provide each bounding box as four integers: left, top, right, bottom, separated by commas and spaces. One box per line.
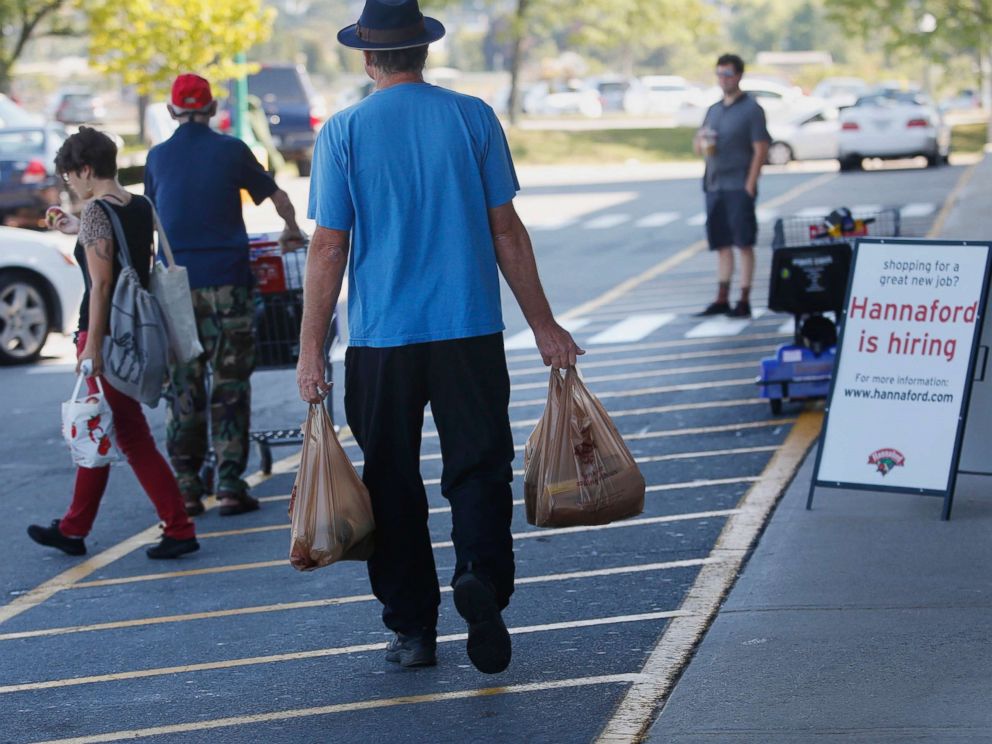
61, 369, 116, 468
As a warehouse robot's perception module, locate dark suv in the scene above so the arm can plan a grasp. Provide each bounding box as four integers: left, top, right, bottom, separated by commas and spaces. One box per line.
243, 64, 324, 176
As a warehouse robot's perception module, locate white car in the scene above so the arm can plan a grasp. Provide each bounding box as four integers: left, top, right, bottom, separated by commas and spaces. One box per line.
812, 77, 869, 108
0, 227, 82, 364
766, 107, 840, 164
624, 75, 693, 115
675, 78, 819, 127
522, 81, 603, 118
837, 91, 951, 171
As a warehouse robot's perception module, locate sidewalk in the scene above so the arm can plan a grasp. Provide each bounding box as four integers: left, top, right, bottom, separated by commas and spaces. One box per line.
644, 155, 992, 744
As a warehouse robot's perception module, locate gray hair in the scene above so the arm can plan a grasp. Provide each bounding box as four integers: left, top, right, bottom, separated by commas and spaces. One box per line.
368, 45, 429, 74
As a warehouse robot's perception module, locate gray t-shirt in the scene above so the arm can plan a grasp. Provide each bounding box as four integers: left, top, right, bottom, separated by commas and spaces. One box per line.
702, 92, 770, 192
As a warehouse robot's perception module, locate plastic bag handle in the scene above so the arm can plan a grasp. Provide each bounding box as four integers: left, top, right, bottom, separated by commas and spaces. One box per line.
73, 360, 105, 400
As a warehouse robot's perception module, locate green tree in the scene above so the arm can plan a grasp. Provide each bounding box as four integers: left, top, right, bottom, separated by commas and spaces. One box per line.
86, 0, 276, 97
0, 0, 75, 93
425, 0, 716, 124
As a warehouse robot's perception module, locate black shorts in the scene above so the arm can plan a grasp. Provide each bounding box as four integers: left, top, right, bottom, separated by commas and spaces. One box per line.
705, 189, 758, 250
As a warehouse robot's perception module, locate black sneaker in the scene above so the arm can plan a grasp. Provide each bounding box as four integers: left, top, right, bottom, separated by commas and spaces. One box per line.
729, 301, 752, 318
146, 535, 200, 560
453, 571, 511, 674
385, 633, 438, 668
27, 520, 86, 556
694, 301, 732, 317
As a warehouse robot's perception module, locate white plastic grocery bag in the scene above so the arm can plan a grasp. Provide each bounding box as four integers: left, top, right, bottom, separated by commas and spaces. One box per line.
61, 371, 116, 468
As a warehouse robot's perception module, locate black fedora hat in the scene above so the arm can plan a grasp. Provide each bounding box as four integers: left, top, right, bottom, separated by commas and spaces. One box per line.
337, 0, 445, 51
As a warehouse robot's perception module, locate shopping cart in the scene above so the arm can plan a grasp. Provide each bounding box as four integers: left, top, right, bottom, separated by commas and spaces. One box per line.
249, 232, 337, 474
758, 207, 900, 414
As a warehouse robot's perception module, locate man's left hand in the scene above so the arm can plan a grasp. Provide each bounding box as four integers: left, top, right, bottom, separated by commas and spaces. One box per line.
744, 182, 757, 198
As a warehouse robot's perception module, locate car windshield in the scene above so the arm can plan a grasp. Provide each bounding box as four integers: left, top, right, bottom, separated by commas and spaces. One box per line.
0, 95, 40, 127
0, 129, 45, 157
856, 91, 927, 107
248, 68, 308, 104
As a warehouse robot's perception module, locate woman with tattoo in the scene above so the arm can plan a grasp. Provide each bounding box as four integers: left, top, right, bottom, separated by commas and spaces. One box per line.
27, 127, 198, 560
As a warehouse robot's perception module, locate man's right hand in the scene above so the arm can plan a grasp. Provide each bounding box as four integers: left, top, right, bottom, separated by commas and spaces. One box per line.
296, 349, 330, 403
279, 226, 307, 252
533, 320, 584, 369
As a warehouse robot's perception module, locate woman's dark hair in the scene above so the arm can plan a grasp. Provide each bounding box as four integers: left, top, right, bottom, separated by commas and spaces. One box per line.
53, 126, 118, 179
716, 53, 745, 74
367, 45, 429, 74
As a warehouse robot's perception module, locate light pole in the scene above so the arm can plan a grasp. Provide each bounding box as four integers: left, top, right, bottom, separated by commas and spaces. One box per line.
918, 12, 937, 97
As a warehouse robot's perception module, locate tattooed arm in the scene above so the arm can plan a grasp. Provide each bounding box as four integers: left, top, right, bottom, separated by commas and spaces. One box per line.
78, 203, 115, 377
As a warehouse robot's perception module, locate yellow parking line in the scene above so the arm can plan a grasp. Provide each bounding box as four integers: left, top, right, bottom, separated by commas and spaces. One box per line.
69, 509, 739, 589
0, 450, 308, 627
510, 397, 767, 429
511, 361, 756, 392
0, 558, 721, 642
508, 344, 779, 377
32, 674, 646, 744
598, 410, 824, 742
351, 419, 796, 466
508, 377, 755, 408
3, 611, 683, 695
928, 159, 979, 238
503, 332, 784, 365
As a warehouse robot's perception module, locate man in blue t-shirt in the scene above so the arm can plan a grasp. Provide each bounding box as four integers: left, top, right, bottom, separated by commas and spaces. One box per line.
145, 73, 305, 518
297, 0, 581, 675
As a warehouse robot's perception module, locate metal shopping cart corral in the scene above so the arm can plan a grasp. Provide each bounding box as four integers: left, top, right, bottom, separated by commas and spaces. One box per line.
770, 206, 900, 250
249, 232, 337, 474
759, 207, 900, 414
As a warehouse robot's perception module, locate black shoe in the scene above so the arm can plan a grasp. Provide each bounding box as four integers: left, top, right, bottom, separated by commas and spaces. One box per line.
385, 633, 438, 668
729, 301, 752, 318
27, 520, 86, 556
453, 571, 511, 674
218, 491, 260, 517
146, 535, 200, 560
694, 301, 731, 317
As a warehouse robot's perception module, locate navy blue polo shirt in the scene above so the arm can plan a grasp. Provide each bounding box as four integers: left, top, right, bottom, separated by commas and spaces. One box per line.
144, 122, 278, 289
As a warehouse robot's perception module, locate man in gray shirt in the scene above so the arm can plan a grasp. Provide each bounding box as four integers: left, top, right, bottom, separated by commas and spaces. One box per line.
694, 53, 770, 318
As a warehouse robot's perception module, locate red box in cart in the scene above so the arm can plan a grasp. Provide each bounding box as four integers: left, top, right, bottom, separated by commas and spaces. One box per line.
249, 234, 287, 294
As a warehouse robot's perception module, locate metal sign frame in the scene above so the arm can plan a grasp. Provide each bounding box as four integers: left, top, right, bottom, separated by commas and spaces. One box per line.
808, 237, 992, 520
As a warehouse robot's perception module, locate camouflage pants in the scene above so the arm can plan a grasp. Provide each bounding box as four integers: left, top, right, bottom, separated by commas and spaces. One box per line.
166, 285, 256, 497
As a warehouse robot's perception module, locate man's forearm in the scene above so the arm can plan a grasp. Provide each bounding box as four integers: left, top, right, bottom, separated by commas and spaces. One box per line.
271, 189, 301, 231
493, 225, 554, 330
299, 227, 348, 357
747, 143, 768, 190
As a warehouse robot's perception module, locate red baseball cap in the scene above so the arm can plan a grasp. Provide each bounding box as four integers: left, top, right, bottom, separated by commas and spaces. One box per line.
170, 74, 213, 112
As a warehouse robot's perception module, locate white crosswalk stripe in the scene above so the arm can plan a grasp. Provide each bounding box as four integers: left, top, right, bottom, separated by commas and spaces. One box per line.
635, 211, 680, 228
756, 208, 779, 224
584, 214, 631, 229
900, 202, 936, 218
504, 317, 591, 350
687, 212, 707, 226
794, 206, 831, 218
684, 308, 768, 339
586, 314, 676, 345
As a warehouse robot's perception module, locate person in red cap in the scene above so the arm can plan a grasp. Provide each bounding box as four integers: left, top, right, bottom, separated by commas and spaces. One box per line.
145, 73, 305, 518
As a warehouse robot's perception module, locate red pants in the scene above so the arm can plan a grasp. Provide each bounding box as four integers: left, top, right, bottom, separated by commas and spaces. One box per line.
60, 333, 195, 541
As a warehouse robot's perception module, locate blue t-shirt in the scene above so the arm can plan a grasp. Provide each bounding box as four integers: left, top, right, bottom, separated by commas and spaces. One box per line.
145, 122, 278, 289
308, 83, 519, 347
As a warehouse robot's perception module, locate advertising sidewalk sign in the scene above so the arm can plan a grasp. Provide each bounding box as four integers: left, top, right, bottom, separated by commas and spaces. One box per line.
809, 238, 992, 519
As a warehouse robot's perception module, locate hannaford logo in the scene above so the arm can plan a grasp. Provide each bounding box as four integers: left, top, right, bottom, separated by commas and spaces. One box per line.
867, 448, 905, 476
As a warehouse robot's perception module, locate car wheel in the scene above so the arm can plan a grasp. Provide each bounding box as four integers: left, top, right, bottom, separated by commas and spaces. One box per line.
0, 273, 51, 364
926, 152, 942, 168
767, 142, 793, 166
839, 156, 862, 172
296, 158, 312, 178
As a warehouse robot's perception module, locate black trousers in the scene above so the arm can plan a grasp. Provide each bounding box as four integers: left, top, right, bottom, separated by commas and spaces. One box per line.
344, 333, 515, 638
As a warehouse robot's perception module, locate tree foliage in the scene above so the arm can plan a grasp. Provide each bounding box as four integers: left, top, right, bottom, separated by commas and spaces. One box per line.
822, 0, 989, 59
86, 0, 277, 96
0, 0, 74, 92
